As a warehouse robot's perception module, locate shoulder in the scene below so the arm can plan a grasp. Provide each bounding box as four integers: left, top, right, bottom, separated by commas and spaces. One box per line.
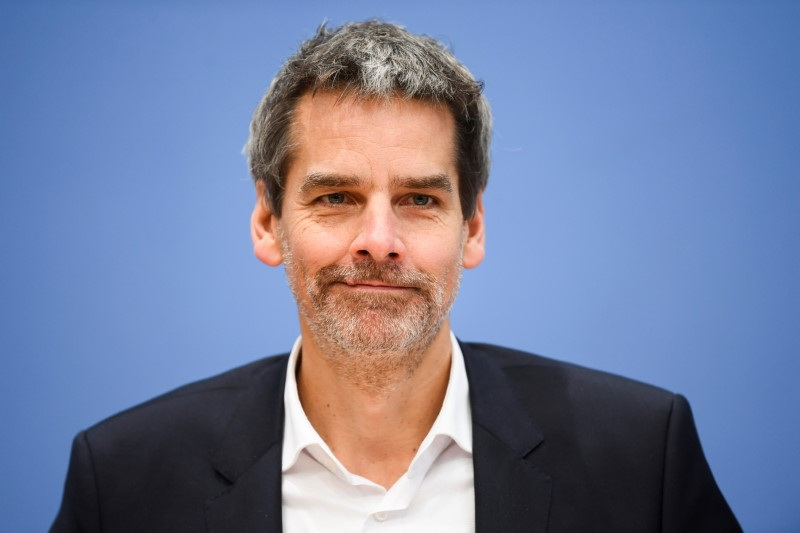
461, 341, 673, 397
461, 341, 672, 394
83, 354, 289, 450
460, 341, 678, 432
459, 342, 740, 530
54, 355, 290, 530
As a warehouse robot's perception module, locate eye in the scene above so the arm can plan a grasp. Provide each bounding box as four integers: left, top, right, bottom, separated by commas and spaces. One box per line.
323, 193, 346, 204
410, 194, 431, 206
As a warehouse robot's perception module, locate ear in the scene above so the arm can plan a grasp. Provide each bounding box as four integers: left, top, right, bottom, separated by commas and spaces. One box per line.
251, 182, 283, 266
462, 193, 485, 269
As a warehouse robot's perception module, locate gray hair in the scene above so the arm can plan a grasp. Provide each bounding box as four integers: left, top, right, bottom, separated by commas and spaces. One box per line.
245, 20, 491, 219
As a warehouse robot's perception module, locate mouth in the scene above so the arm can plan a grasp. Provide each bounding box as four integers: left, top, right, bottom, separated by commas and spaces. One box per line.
341, 278, 415, 291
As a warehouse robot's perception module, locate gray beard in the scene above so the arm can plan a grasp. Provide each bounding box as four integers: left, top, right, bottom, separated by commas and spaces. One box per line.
279, 234, 463, 389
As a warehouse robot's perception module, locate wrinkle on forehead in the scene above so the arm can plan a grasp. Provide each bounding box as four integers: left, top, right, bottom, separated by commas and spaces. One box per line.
290, 90, 455, 147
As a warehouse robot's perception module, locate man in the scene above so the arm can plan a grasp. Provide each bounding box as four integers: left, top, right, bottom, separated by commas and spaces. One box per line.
52, 21, 740, 532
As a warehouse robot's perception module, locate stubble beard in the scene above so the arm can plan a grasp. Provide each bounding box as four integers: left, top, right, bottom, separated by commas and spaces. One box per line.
279, 232, 464, 390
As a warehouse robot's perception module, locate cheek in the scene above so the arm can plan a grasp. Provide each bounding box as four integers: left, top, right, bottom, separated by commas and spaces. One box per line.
286, 223, 352, 268
410, 231, 465, 276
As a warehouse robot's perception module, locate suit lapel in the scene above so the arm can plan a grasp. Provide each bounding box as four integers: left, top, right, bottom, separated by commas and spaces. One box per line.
462, 342, 552, 533
204, 355, 289, 533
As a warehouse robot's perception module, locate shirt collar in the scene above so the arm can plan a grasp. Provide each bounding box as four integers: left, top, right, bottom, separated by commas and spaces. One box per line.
281, 332, 472, 473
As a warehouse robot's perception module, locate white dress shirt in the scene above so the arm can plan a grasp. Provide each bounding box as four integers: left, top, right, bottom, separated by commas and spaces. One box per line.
281, 332, 475, 532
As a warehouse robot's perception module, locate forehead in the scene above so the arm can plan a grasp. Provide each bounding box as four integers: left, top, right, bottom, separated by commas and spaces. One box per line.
286, 91, 457, 185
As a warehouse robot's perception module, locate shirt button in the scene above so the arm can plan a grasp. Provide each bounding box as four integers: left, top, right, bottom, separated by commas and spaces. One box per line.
374, 512, 388, 522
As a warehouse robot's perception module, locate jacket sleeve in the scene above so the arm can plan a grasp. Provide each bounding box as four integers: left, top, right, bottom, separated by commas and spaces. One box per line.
661, 394, 742, 532
50, 431, 102, 533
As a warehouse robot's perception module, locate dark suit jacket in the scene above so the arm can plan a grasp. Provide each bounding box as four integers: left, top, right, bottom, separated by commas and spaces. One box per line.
52, 342, 741, 532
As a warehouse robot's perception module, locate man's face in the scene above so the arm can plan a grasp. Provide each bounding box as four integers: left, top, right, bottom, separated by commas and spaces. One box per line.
252, 91, 484, 355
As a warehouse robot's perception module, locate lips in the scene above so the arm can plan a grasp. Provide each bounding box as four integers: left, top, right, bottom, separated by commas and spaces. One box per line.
343, 278, 413, 290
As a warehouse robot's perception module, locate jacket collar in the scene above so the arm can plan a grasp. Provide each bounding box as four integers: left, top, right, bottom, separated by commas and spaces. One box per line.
461, 341, 552, 533
204, 355, 288, 532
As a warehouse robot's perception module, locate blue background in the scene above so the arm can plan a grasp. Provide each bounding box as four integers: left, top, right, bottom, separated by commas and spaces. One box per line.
2, 1, 798, 531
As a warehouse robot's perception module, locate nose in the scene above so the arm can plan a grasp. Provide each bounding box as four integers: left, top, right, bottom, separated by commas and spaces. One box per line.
350, 202, 405, 262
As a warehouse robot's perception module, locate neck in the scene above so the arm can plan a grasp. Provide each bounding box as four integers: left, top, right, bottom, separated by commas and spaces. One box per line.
296, 319, 453, 488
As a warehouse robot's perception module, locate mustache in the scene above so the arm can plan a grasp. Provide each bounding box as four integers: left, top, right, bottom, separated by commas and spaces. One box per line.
314, 260, 436, 290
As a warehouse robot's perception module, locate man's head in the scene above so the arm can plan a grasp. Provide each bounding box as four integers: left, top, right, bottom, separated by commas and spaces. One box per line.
245, 20, 491, 220
248, 21, 489, 378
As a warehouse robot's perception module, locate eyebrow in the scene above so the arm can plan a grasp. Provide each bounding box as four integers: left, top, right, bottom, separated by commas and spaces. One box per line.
299, 173, 363, 194
298, 172, 454, 194
392, 174, 453, 193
